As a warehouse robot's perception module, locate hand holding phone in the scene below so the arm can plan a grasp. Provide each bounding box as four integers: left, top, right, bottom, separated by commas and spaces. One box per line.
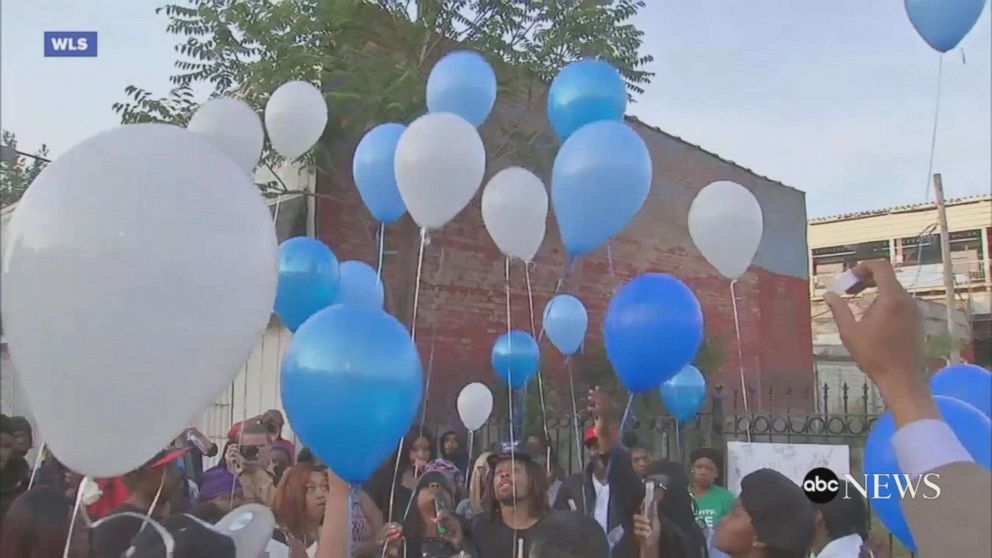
641, 480, 655, 518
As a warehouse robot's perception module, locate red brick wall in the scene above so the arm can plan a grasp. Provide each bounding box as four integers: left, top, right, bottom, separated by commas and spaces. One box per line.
317, 119, 813, 420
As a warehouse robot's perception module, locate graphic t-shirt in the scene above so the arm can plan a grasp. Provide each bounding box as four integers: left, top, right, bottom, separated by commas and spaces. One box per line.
692, 485, 735, 530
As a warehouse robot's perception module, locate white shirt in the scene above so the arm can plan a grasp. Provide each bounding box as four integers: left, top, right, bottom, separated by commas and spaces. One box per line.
592, 475, 610, 533
813, 534, 864, 558
892, 419, 974, 475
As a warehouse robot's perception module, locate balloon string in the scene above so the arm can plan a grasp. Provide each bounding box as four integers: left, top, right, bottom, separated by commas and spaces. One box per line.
524, 263, 552, 473
143, 467, 167, 535
675, 420, 682, 462
923, 54, 944, 202
386, 436, 404, 524
566, 357, 588, 513
27, 441, 46, 490
536, 257, 574, 344
465, 430, 474, 491
387, 228, 428, 527
410, 227, 428, 341
606, 242, 619, 292
505, 257, 519, 538
62, 475, 88, 558
419, 247, 447, 435
419, 334, 438, 435
619, 393, 635, 433
377, 223, 386, 279
730, 280, 751, 443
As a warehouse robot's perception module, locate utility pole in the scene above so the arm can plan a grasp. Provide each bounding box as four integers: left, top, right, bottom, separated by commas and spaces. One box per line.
933, 173, 961, 364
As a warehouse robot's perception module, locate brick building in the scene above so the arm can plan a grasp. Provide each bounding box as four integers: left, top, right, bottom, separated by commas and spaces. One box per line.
315, 94, 813, 419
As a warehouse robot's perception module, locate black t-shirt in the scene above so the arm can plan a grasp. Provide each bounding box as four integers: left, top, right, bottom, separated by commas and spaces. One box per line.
91, 503, 149, 558
470, 512, 547, 558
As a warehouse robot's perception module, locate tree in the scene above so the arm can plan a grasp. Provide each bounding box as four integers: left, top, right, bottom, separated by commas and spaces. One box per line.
114, 0, 653, 191
1, 131, 49, 207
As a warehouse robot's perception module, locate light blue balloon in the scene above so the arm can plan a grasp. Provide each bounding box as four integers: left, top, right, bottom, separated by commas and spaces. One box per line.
865, 396, 991, 551
281, 305, 423, 483
552, 120, 652, 256
605, 274, 703, 393
932, 363, 992, 417
426, 50, 497, 127
492, 330, 540, 389
905, 0, 987, 53
353, 123, 407, 223
548, 59, 627, 141
543, 294, 587, 355
659, 365, 707, 422
335, 260, 385, 309
274, 237, 339, 332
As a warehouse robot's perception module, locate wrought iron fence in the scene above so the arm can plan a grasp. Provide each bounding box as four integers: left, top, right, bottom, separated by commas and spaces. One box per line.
453, 381, 918, 557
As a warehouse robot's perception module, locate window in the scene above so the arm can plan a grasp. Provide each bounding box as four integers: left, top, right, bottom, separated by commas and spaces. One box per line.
812, 241, 890, 287
901, 234, 943, 265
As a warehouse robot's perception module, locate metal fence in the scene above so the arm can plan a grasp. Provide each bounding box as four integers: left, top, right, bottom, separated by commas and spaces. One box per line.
463, 381, 918, 557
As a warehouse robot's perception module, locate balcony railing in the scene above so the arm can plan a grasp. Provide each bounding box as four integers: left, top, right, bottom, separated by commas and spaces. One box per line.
813, 259, 988, 294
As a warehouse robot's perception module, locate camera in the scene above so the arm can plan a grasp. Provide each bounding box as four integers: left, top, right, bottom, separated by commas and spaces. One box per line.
239, 445, 260, 461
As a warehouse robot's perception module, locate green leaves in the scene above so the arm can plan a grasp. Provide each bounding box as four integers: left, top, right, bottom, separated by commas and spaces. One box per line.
115, 0, 653, 194
1, 130, 49, 207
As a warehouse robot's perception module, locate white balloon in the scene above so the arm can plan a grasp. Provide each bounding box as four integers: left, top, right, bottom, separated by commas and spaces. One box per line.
395, 112, 486, 229
215, 504, 276, 558
188, 98, 264, 173
264, 81, 328, 159
1, 124, 278, 477
481, 167, 548, 261
457, 382, 494, 431
687, 180, 764, 279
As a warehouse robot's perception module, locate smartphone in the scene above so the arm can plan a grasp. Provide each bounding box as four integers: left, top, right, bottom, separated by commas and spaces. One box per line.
642, 480, 655, 517
828, 269, 866, 295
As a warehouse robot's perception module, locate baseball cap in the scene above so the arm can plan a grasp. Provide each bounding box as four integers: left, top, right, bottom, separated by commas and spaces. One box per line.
739, 468, 815, 553
487, 441, 534, 466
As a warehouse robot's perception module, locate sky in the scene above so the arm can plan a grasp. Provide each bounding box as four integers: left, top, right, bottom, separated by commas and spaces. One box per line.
2, 1, 989, 218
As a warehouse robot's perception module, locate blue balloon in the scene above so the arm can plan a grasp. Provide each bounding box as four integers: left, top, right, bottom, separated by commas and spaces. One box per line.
353, 123, 407, 223
659, 365, 707, 422
336, 260, 385, 309
492, 330, 540, 389
426, 50, 497, 127
605, 274, 704, 392
905, 0, 987, 53
551, 120, 652, 256
543, 294, 588, 355
548, 59, 627, 141
281, 305, 423, 483
274, 237, 340, 332
932, 363, 992, 417
865, 396, 992, 550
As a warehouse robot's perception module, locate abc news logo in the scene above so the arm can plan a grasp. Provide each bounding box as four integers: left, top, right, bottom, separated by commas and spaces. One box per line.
802, 467, 941, 504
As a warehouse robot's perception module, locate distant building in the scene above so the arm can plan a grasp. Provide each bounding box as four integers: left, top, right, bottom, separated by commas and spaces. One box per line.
808, 194, 992, 412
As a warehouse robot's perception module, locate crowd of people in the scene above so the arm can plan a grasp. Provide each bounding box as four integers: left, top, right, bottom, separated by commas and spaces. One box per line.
0, 261, 989, 557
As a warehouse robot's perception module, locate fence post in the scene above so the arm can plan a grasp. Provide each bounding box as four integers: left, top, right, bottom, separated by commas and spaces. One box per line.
711, 386, 725, 456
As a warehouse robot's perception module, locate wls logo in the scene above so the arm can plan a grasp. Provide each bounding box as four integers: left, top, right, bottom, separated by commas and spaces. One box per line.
803, 467, 941, 504
44, 32, 98, 57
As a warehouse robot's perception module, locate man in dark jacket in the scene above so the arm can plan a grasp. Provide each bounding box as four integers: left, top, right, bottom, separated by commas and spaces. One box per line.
553, 388, 644, 558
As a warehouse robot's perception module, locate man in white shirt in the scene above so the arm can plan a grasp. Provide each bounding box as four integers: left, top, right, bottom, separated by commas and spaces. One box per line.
810, 481, 868, 558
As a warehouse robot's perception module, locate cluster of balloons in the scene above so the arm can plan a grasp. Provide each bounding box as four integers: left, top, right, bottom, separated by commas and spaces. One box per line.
283, 52, 500, 483
273, 238, 384, 332
866, 363, 992, 550
549, 60, 652, 257
187, 80, 329, 174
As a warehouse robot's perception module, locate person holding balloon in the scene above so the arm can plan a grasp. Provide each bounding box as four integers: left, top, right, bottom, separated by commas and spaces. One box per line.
552, 388, 644, 558
825, 260, 991, 556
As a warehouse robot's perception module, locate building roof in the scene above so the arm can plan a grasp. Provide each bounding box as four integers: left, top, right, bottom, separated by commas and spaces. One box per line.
625, 115, 804, 195
810, 194, 992, 225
